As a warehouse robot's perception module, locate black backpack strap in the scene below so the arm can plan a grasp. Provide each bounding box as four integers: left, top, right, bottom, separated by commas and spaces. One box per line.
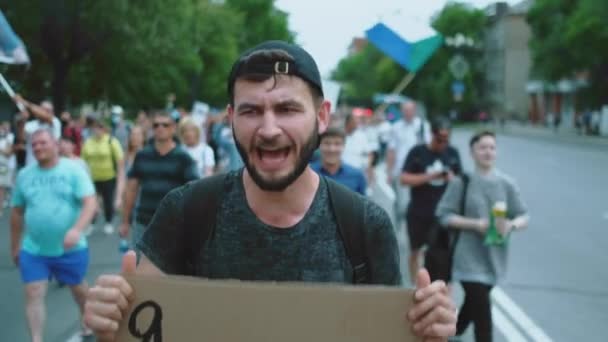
181, 174, 226, 275
325, 177, 368, 284
450, 173, 470, 256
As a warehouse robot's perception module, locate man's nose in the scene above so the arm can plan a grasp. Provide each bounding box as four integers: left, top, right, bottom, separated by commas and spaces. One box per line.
258, 111, 281, 140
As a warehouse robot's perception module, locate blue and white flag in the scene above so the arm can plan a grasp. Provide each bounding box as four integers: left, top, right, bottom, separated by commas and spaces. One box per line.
365, 14, 441, 73
0, 10, 30, 65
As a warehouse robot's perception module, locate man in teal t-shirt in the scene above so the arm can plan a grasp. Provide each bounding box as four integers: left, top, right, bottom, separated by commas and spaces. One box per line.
10, 128, 97, 341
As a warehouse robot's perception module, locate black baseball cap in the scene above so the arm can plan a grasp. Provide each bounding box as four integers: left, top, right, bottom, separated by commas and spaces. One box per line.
227, 40, 324, 98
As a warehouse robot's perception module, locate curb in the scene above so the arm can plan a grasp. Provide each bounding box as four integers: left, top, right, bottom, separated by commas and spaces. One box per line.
457, 124, 608, 149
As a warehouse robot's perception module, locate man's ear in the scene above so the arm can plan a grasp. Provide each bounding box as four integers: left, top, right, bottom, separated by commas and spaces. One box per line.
226, 104, 234, 125
317, 100, 331, 135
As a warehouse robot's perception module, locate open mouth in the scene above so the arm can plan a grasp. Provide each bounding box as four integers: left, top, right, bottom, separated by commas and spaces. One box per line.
256, 147, 290, 169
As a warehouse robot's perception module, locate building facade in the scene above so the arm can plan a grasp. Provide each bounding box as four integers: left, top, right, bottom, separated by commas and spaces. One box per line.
483, 1, 533, 121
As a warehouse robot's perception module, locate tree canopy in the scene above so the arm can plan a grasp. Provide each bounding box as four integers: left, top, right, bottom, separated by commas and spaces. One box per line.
1, 0, 293, 114
527, 0, 608, 107
332, 3, 486, 117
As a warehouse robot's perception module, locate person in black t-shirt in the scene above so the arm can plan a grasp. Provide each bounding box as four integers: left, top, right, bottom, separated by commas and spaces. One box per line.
401, 117, 462, 283
85, 42, 457, 341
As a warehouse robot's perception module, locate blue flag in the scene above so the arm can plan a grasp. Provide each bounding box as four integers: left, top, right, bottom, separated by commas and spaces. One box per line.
365, 22, 441, 73
0, 10, 30, 65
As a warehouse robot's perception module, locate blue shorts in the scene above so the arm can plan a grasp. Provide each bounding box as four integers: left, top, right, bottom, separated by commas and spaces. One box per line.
19, 249, 89, 285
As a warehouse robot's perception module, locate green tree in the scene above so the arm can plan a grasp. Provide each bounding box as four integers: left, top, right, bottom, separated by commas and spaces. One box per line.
527, 0, 608, 107
4, 0, 143, 112
526, 0, 579, 81
192, 2, 243, 107
331, 2, 486, 117
331, 45, 388, 107
226, 0, 295, 50
3, 0, 295, 114
88, 0, 204, 110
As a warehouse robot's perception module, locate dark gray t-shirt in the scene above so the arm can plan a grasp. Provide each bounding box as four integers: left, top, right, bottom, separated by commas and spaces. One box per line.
137, 170, 402, 286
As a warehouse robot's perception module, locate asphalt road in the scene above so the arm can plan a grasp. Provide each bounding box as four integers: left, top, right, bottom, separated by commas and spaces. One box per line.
382, 129, 608, 341
466, 129, 608, 341
0, 219, 122, 342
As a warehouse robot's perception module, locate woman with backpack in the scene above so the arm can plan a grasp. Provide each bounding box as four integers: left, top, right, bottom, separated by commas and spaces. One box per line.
435, 131, 529, 342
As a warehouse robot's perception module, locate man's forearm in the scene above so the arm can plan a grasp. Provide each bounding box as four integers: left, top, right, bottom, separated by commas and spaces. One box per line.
71, 197, 97, 233
367, 152, 374, 169
10, 211, 23, 251
511, 215, 530, 231
122, 183, 138, 224
446, 215, 483, 232
27, 103, 53, 123
115, 164, 126, 201
386, 149, 395, 174
401, 173, 432, 187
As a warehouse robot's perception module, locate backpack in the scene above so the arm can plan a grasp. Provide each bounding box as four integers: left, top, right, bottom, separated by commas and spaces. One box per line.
425, 173, 470, 282
181, 174, 369, 284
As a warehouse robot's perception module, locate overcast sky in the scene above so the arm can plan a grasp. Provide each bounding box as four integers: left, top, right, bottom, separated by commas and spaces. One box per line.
275, 0, 521, 78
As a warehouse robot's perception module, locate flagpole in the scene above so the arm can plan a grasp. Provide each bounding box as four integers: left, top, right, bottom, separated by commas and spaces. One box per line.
375, 72, 417, 115
0, 72, 24, 111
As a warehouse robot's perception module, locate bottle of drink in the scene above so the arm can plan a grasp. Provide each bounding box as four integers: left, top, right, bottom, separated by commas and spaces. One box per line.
484, 201, 508, 246
118, 239, 130, 254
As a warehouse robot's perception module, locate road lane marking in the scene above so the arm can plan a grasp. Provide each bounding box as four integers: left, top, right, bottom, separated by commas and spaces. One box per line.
492, 287, 553, 342
374, 165, 396, 202
376, 178, 396, 202
492, 306, 528, 342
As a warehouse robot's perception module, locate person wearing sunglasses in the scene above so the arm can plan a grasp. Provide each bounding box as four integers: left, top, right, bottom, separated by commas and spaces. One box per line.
400, 117, 463, 283
118, 111, 199, 248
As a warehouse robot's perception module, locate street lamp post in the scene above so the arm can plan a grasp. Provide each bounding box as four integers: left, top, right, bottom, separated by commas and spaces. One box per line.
445, 33, 477, 120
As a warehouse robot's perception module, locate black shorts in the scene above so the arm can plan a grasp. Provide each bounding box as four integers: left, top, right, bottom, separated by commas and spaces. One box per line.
405, 213, 435, 250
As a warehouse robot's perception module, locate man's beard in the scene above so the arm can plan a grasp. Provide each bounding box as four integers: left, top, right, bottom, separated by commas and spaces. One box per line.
234, 123, 319, 192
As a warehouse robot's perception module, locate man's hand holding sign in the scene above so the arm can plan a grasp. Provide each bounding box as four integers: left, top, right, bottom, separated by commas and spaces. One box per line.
85, 251, 456, 342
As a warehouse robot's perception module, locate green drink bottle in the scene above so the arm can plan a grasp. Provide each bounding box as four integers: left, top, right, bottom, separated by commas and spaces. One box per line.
485, 201, 508, 246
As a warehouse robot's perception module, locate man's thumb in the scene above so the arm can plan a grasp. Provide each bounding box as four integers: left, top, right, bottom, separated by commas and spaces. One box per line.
121, 250, 137, 275
416, 268, 431, 290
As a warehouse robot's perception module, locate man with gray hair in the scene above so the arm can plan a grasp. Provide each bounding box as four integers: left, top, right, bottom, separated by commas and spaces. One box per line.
10, 128, 97, 341
12, 94, 61, 166
385, 100, 431, 230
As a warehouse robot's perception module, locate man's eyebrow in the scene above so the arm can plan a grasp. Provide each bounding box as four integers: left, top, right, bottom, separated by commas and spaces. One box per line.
236, 102, 261, 112
236, 100, 305, 112
274, 99, 305, 108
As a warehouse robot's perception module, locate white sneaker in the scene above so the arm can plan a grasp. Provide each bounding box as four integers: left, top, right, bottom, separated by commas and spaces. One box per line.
103, 224, 114, 235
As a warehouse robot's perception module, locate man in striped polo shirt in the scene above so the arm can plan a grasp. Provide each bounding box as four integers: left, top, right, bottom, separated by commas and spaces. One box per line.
119, 110, 199, 246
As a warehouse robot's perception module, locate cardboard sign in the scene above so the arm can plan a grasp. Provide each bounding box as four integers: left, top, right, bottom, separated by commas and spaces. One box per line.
117, 275, 420, 342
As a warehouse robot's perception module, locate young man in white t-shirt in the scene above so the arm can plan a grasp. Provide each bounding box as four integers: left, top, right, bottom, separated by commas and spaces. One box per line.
342, 113, 375, 183
12, 95, 61, 166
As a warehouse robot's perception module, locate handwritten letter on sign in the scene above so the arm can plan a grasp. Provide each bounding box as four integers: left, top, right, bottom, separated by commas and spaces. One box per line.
117, 275, 419, 342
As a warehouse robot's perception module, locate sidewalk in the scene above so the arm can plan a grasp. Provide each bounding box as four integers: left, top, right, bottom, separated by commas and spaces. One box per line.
466, 121, 608, 149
